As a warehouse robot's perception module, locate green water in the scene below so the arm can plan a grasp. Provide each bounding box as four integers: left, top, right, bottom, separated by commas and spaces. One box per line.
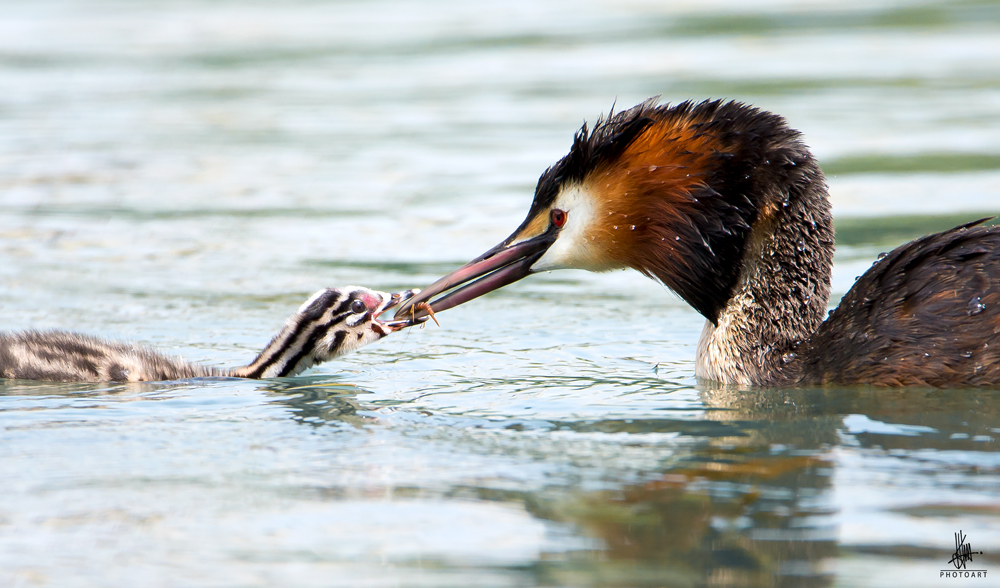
1, 1, 999, 586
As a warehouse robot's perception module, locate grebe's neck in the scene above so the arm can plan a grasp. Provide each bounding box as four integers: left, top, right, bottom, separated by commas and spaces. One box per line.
228, 319, 319, 379
228, 287, 399, 379
696, 175, 834, 386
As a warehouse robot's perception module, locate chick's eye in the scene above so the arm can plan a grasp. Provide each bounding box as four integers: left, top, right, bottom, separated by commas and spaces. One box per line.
550, 209, 567, 228
350, 299, 367, 314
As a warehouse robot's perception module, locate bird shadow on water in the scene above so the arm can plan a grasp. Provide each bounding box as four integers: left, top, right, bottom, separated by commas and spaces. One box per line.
257, 376, 376, 429
517, 384, 1000, 587
246, 371, 1000, 586
0, 377, 238, 401
3, 374, 996, 586
402, 382, 1000, 588
0, 376, 379, 432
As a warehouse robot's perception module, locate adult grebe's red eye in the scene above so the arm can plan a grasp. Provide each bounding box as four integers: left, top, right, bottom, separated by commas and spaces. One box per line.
550, 209, 567, 228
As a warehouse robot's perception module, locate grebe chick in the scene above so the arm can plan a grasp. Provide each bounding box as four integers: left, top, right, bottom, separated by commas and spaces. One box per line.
397, 98, 1000, 387
0, 287, 425, 383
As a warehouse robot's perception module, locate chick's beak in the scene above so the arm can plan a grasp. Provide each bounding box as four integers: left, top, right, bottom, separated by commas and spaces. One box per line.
394, 225, 557, 320
380, 288, 428, 331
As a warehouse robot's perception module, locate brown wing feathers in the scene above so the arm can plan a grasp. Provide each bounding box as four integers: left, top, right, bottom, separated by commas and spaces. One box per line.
800, 221, 1000, 386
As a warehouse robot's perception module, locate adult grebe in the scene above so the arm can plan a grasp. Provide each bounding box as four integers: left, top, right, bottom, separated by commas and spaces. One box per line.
396, 98, 1000, 387
1, 287, 425, 382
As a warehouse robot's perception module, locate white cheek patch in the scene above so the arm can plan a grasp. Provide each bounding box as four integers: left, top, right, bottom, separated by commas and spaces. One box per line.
532, 183, 601, 271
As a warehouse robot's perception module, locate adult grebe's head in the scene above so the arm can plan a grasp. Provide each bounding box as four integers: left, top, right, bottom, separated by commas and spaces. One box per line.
397, 98, 826, 325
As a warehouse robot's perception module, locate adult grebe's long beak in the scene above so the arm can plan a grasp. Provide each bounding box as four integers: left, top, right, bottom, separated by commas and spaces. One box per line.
394, 227, 557, 320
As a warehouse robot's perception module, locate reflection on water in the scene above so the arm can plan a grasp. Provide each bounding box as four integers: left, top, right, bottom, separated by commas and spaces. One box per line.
236, 378, 1000, 587
264, 377, 375, 428
2, 0, 1000, 586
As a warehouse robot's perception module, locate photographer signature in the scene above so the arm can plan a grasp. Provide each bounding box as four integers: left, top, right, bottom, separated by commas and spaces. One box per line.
949, 531, 983, 569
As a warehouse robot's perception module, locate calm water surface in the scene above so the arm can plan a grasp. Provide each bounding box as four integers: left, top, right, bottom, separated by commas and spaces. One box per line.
1, 1, 1000, 586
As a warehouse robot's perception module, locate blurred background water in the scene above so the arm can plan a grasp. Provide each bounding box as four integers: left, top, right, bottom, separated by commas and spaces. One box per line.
1, 1, 999, 586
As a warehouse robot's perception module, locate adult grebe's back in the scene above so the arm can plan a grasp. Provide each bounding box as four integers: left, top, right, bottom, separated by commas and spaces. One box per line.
799, 220, 1000, 387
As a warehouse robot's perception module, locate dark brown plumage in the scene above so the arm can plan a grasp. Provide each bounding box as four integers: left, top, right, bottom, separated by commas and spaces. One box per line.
797, 221, 1000, 387
397, 98, 1000, 388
